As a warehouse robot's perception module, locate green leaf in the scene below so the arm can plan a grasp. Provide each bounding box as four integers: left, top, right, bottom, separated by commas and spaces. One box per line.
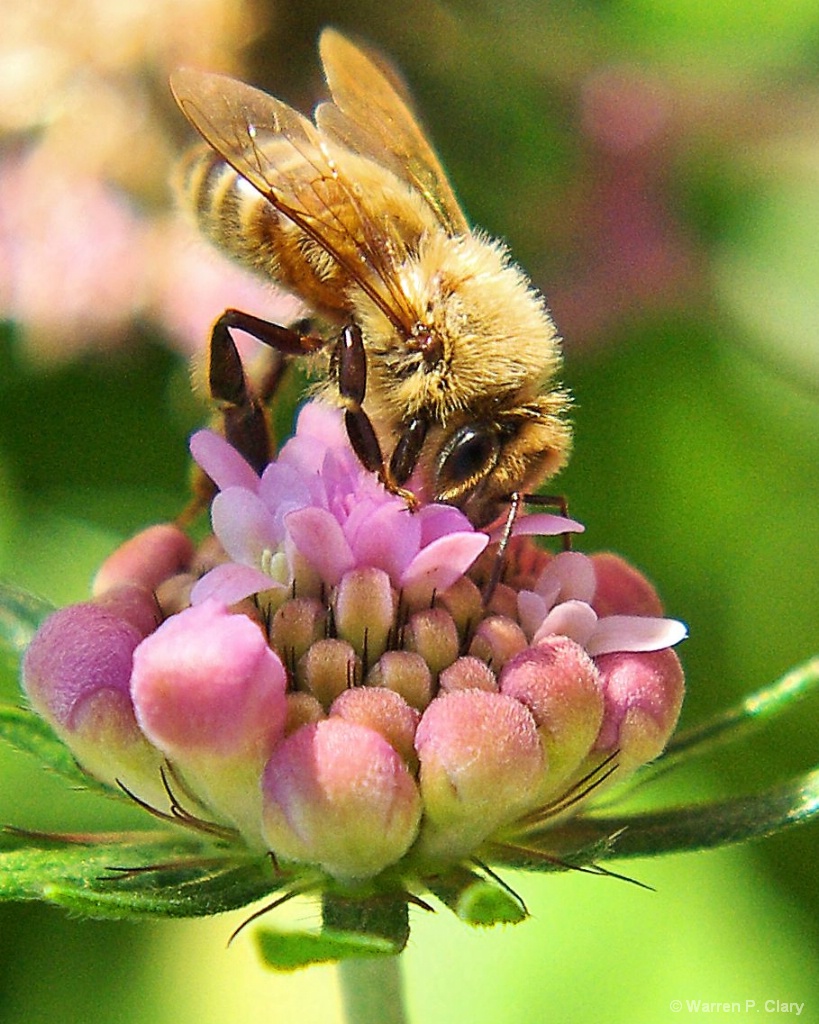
255, 925, 400, 971
0, 582, 54, 656
645, 654, 819, 779
0, 828, 278, 918
0, 703, 116, 795
512, 765, 819, 862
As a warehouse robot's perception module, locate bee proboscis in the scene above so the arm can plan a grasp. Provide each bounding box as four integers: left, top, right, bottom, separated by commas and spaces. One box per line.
171, 29, 571, 526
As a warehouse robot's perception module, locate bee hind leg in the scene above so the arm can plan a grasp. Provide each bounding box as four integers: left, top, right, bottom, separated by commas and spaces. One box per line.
179, 309, 324, 524
209, 308, 325, 469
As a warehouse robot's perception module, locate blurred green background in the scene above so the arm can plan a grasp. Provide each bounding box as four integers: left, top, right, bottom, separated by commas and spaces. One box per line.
1, 0, 817, 1021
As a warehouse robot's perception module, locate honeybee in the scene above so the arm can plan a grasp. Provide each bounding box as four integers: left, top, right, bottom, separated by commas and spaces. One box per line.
171, 29, 571, 527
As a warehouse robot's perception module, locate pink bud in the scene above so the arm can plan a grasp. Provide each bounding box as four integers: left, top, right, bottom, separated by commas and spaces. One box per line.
438, 656, 498, 693
330, 686, 420, 769
594, 648, 685, 772
92, 524, 195, 597
131, 601, 288, 840
499, 636, 604, 797
262, 718, 422, 880
468, 615, 528, 670
414, 689, 544, 860
590, 553, 664, 617
297, 638, 360, 708
333, 567, 395, 661
403, 608, 460, 679
22, 603, 163, 799
365, 650, 433, 710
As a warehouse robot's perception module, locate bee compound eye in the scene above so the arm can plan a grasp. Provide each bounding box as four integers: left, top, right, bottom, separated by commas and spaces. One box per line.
437, 424, 501, 489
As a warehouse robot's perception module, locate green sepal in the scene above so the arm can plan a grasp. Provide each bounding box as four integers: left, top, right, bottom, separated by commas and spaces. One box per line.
426, 864, 527, 925
0, 828, 278, 918
0, 703, 118, 795
501, 765, 819, 863
0, 582, 54, 656
255, 925, 401, 972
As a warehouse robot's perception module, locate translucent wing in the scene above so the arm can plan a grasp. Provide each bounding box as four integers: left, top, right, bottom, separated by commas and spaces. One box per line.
316, 29, 469, 236
170, 67, 424, 331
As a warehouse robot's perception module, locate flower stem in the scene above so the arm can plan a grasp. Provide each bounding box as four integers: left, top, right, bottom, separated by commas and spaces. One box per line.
338, 955, 409, 1024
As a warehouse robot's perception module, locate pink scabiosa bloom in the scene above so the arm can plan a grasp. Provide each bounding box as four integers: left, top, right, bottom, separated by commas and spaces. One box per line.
17, 400, 690, 952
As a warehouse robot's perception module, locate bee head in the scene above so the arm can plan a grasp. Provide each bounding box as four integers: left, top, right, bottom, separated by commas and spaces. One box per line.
430, 393, 572, 527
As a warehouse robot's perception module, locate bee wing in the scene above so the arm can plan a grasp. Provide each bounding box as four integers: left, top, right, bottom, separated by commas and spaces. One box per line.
316, 28, 469, 236
170, 67, 420, 331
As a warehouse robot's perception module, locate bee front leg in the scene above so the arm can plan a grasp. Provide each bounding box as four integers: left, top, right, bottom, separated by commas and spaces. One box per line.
336, 323, 420, 510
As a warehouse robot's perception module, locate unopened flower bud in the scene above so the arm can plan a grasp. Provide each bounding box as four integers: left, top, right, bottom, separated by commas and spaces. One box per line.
590, 553, 664, 617
297, 638, 360, 707
92, 524, 195, 597
333, 567, 395, 661
468, 615, 528, 670
402, 607, 460, 680
330, 686, 420, 770
365, 650, 433, 710
594, 648, 685, 774
500, 636, 604, 798
131, 600, 287, 841
414, 690, 544, 861
22, 603, 164, 802
261, 718, 422, 880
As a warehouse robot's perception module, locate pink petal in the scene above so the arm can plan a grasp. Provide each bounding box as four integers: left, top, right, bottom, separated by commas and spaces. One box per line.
285, 506, 355, 586
489, 512, 585, 542
400, 531, 489, 595
536, 550, 597, 604
258, 461, 317, 520
191, 563, 283, 605
345, 500, 421, 582
211, 488, 281, 564
585, 615, 688, 657
417, 503, 475, 544
516, 589, 549, 639
190, 430, 260, 493
533, 599, 598, 646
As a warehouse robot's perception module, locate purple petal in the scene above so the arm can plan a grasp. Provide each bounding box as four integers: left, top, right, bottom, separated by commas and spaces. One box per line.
417, 504, 475, 545
489, 512, 585, 543
400, 531, 488, 594
190, 563, 284, 605
258, 461, 319, 525
585, 615, 688, 657
189, 430, 260, 493
533, 599, 598, 647
516, 589, 549, 639
285, 506, 355, 586
345, 500, 421, 582
489, 512, 585, 544
212, 488, 281, 564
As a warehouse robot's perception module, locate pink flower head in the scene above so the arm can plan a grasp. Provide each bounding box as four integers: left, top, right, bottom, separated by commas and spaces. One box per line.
189, 403, 494, 610
21, 402, 686, 887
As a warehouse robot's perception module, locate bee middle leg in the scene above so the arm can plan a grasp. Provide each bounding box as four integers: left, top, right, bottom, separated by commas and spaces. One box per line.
482, 492, 572, 608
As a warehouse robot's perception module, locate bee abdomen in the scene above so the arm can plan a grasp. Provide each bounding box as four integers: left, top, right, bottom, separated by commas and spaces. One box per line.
175, 144, 349, 315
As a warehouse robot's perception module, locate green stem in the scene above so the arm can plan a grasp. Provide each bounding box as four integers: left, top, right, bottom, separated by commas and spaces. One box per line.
338, 955, 409, 1024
